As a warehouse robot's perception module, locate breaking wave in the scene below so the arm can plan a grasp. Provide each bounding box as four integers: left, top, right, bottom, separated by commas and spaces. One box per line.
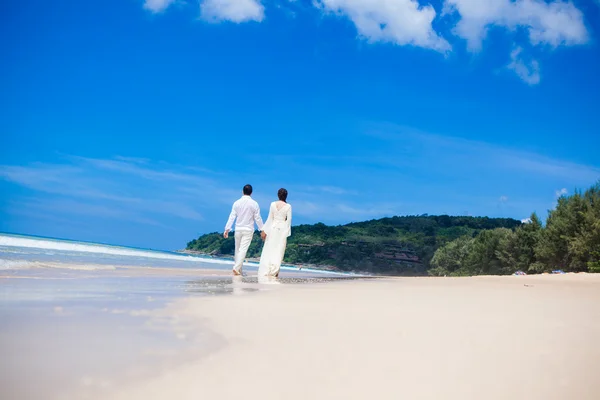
0, 234, 229, 265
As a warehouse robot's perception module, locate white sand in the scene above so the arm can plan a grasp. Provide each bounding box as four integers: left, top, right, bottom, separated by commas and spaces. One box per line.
99, 274, 600, 399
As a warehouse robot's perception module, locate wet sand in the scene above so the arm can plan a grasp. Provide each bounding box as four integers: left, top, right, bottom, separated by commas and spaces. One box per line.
101, 274, 600, 400
0, 267, 357, 400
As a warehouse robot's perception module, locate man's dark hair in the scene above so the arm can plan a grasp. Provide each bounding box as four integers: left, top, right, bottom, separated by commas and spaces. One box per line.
278, 188, 288, 202
243, 184, 253, 196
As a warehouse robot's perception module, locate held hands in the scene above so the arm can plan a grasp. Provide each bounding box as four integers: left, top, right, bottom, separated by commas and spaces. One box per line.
260, 231, 267, 241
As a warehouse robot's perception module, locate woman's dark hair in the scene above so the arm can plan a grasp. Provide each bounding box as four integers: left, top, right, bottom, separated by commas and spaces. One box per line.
243, 184, 253, 196
278, 188, 288, 202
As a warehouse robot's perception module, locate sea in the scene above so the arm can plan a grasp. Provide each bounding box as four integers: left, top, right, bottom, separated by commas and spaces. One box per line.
0, 233, 351, 400
0, 232, 351, 299
0, 232, 346, 275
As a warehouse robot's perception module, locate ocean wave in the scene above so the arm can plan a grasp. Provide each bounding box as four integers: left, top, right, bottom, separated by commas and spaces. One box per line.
0, 234, 231, 265
0, 234, 356, 276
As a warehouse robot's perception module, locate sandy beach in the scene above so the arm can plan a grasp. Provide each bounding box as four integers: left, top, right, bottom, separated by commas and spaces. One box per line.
93, 273, 600, 400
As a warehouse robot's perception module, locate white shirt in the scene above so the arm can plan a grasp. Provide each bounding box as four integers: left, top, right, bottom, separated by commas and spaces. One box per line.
225, 195, 264, 232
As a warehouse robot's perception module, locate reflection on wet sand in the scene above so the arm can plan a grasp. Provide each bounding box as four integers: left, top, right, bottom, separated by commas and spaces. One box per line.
257, 275, 281, 285
0, 266, 365, 400
183, 274, 370, 296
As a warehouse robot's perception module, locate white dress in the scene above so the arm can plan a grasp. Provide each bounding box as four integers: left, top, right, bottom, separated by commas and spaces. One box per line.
258, 201, 292, 278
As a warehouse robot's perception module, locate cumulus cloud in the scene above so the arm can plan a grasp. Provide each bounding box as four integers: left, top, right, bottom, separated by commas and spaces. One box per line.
143, 0, 265, 22
315, 0, 450, 51
507, 46, 541, 85
141, 0, 590, 85
201, 0, 265, 23
446, 0, 588, 51
143, 0, 176, 13
555, 188, 568, 198
444, 0, 588, 83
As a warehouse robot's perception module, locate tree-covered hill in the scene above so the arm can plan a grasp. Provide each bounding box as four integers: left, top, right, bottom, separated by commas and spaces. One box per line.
429, 181, 600, 276
186, 215, 522, 275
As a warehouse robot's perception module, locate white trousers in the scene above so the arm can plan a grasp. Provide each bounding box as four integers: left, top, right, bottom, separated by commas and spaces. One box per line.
233, 230, 254, 273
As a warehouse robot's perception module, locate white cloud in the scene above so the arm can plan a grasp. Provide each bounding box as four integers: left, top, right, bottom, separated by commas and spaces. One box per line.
507, 46, 540, 85
521, 217, 532, 223
300, 185, 354, 195
555, 188, 568, 198
201, 0, 265, 23
499, 195, 509, 203
139, 0, 590, 85
11, 198, 165, 227
1, 156, 385, 228
336, 203, 395, 219
144, 0, 176, 13
364, 123, 600, 185
319, 186, 347, 195
446, 0, 588, 51
291, 200, 323, 218
0, 159, 207, 223
315, 0, 450, 51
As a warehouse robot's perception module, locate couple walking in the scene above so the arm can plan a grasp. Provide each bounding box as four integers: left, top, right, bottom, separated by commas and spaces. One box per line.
224, 184, 292, 278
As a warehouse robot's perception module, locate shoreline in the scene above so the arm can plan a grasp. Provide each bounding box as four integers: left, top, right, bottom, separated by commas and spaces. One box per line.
3, 263, 599, 400
175, 250, 599, 278
0, 261, 361, 400
101, 273, 600, 400
176, 249, 343, 273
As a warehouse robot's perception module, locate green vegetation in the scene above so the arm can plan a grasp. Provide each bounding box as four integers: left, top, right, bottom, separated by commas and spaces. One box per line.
186, 215, 521, 275
430, 181, 600, 276
187, 181, 600, 276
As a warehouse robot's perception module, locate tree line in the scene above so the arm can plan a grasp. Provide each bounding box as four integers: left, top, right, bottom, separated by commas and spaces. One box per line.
430, 181, 600, 276
186, 215, 522, 275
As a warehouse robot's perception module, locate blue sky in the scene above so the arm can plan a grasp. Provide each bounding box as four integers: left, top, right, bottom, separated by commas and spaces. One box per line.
1, 0, 599, 250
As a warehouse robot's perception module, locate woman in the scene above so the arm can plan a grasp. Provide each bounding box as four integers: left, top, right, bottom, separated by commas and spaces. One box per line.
258, 188, 292, 279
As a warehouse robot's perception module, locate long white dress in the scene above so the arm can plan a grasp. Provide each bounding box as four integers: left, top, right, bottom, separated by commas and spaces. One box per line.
258, 201, 292, 278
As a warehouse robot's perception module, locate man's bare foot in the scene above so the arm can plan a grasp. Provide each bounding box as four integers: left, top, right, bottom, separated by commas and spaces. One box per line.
232, 270, 242, 276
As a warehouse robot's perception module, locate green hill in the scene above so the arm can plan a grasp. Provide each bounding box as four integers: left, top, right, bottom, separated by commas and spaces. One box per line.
186, 215, 522, 275
429, 182, 600, 276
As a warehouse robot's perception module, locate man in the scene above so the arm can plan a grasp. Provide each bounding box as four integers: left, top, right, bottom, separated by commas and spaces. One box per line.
224, 184, 264, 275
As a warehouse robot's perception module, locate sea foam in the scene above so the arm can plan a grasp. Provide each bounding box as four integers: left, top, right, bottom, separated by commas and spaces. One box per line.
0, 234, 230, 265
